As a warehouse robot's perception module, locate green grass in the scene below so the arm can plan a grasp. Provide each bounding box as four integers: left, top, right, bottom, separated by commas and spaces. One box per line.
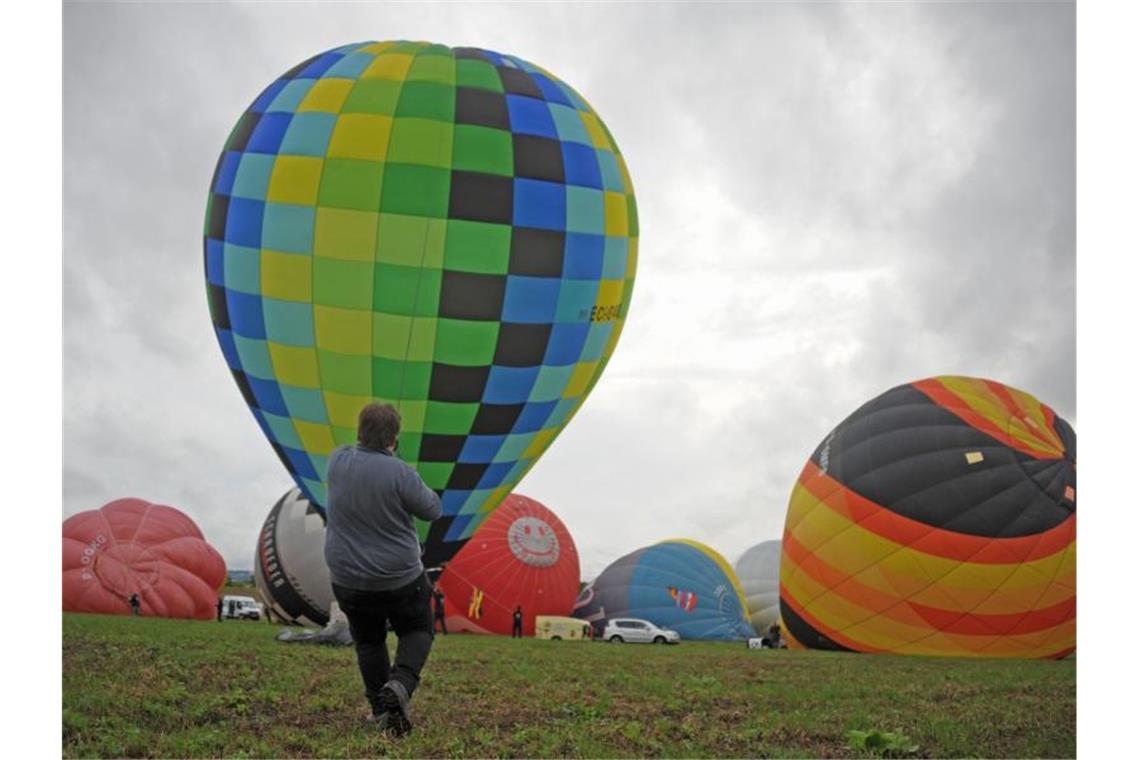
62, 613, 1075, 758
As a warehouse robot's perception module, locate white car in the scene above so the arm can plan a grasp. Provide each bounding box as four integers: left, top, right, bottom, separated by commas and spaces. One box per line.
222, 595, 263, 621
602, 618, 680, 644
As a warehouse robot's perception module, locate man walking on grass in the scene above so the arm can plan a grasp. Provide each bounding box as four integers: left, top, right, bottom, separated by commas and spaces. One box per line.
324, 402, 442, 736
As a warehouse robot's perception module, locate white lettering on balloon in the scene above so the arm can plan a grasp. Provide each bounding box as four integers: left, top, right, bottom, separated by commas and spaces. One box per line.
79, 534, 108, 582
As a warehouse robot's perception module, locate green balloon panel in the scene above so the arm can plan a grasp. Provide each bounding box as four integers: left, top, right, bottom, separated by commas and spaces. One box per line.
204, 41, 638, 565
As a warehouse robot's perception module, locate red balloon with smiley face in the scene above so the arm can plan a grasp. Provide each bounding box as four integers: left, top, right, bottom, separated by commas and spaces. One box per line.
437, 493, 579, 636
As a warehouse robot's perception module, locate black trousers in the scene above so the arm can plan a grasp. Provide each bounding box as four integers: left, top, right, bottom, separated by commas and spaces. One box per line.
333, 573, 434, 710
512, 621, 523, 638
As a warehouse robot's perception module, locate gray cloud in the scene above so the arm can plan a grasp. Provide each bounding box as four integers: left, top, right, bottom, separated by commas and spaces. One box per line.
63, 1, 1074, 580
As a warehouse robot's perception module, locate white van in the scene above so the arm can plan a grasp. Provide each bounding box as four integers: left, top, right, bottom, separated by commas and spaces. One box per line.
222, 595, 263, 621
535, 615, 592, 641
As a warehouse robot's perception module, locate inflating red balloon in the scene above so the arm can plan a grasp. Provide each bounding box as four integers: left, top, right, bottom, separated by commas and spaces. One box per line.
63, 498, 227, 620
437, 494, 579, 636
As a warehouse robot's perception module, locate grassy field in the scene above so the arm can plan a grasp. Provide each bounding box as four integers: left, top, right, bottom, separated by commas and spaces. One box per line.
62, 613, 1075, 758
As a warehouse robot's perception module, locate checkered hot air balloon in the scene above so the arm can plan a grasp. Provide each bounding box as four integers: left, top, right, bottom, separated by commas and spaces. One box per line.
779, 376, 1076, 659
204, 41, 637, 567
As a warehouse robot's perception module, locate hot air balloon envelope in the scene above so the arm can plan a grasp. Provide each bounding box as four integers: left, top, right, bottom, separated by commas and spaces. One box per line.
573, 539, 754, 641
204, 41, 638, 567
254, 487, 334, 626
63, 498, 227, 620
779, 376, 1076, 659
437, 493, 579, 635
735, 540, 782, 634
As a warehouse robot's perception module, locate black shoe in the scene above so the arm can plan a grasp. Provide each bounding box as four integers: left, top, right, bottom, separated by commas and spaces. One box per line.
375, 680, 412, 737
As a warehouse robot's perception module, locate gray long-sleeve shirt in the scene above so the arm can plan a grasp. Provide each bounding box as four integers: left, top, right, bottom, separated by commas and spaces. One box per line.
323, 444, 442, 591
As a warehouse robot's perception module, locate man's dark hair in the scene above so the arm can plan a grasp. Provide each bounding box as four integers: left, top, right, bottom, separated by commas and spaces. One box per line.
357, 402, 401, 450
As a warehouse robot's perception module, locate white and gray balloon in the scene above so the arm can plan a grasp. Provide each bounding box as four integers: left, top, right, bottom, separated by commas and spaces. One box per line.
254, 488, 334, 627
735, 540, 782, 634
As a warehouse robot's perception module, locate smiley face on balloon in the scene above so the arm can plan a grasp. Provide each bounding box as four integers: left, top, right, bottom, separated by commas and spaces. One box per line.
204, 41, 638, 565
506, 515, 561, 568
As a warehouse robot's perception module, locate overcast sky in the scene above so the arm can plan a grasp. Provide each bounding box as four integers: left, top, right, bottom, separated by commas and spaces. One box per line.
62, 1, 1075, 580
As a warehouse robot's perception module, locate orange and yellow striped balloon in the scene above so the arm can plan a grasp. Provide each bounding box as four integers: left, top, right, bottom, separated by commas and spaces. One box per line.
779, 376, 1075, 659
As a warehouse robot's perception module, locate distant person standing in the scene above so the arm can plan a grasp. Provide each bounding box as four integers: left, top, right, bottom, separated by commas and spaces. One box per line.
432, 587, 447, 635
512, 605, 524, 638
766, 622, 783, 649
128, 592, 141, 616
324, 403, 442, 737
216, 598, 223, 622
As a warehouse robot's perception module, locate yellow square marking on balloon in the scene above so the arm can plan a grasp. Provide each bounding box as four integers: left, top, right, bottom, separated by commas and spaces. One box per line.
523, 428, 558, 458
603, 192, 628, 237
579, 112, 611, 150
362, 53, 413, 81
358, 42, 397, 55
314, 305, 371, 356
323, 391, 373, 428
328, 114, 393, 162
313, 208, 379, 262
261, 251, 312, 302
595, 278, 625, 310
298, 78, 353, 113
268, 343, 320, 388
372, 313, 438, 362
965, 451, 984, 465
267, 156, 323, 206
293, 420, 336, 455
563, 361, 597, 398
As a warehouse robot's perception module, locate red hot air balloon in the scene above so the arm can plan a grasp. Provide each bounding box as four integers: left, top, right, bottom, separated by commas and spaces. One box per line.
437, 494, 579, 636
63, 498, 227, 620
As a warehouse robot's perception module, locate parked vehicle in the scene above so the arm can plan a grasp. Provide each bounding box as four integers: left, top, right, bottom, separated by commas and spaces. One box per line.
221, 595, 263, 621
534, 616, 592, 641
602, 618, 680, 644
